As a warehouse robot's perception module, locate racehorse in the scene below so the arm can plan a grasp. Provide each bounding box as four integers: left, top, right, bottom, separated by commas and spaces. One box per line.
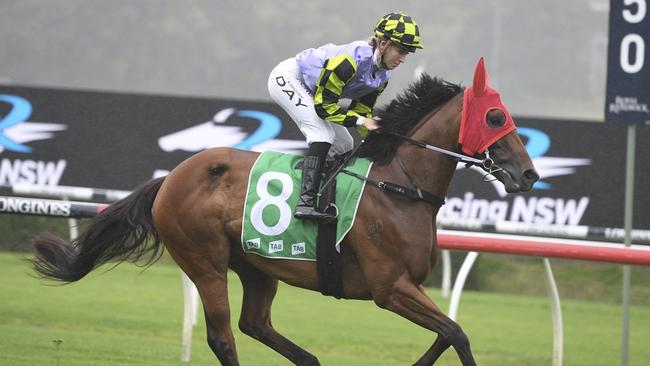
32, 58, 538, 366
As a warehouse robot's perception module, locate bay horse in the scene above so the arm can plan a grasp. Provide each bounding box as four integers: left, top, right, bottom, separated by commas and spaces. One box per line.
32, 58, 538, 366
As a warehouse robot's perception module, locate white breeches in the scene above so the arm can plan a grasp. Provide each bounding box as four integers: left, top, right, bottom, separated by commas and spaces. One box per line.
267, 58, 354, 156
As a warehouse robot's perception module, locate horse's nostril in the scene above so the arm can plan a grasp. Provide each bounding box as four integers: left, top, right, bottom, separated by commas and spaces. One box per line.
524, 169, 539, 182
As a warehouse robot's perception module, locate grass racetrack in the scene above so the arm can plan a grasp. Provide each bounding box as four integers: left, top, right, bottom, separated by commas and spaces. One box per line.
2, 251, 650, 365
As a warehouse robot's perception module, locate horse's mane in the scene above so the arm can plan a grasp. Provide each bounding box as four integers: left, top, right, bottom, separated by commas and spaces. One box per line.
358, 73, 463, 165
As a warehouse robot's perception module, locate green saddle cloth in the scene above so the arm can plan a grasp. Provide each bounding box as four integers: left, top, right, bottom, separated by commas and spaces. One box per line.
241, 151, 373, 261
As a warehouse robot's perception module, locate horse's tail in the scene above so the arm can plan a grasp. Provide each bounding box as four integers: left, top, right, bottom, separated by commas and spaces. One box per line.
32, 177, 166, 283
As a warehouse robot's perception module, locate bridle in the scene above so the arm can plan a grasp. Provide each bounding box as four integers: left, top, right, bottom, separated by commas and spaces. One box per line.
326, 129, 505, 208
380, 130, 504, 180
319, 100, 508, 207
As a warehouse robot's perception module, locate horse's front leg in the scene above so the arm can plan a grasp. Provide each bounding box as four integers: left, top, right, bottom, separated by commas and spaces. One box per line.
373, 275, 476, 366
409, 286, 451, 365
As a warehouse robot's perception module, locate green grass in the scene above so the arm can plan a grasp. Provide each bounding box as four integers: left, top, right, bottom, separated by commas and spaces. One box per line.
472, 254, 650, 305
2, 251, 650, 366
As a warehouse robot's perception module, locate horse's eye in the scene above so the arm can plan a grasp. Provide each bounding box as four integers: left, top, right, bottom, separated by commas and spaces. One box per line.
486, 109, 506, 128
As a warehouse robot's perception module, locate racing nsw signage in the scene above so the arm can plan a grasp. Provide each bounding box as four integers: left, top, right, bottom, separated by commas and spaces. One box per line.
442, 118, 649, 231
0, 85, 306, 190
606, 0, 650, 124
0, 85, 648, 231
0, 94, 67, 186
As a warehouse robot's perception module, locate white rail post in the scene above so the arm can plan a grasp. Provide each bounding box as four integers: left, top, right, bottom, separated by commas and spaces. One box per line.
441, 249, 452, 298
181, 272, 200, 362
448, 251, 479, 321
542, 258, 563, 366
63, 195, 79, 240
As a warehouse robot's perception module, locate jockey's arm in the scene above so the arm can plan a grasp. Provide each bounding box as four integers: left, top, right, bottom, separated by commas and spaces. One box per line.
313, 54, 363, 127
348, 82, 387, 131
348, 81, 386, 117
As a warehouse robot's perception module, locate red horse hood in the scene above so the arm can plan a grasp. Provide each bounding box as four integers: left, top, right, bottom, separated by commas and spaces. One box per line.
459, 57, 516, 156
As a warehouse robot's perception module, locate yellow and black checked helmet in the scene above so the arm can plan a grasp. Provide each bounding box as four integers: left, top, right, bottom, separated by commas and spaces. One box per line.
374, 12, 423, 52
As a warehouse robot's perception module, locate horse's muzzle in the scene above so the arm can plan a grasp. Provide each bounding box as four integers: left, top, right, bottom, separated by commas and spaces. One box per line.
520, 168, 540, 192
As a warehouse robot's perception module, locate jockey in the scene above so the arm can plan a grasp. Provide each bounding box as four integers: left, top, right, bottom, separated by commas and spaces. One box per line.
268, 11, 423, 221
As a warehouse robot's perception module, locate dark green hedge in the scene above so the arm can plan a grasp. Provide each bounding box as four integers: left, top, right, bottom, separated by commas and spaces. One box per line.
0, 215, 77, 252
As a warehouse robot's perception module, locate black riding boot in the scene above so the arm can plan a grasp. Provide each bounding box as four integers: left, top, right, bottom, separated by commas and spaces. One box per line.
294, 156, 335, 221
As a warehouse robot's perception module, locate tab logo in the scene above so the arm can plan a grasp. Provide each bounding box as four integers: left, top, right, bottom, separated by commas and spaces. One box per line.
245, 238, 260, 250
291, 242, 306, 256
268, 240, 283, 254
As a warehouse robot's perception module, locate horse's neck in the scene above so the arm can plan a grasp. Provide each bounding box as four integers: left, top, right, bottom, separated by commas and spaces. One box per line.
398, 93, 463, 200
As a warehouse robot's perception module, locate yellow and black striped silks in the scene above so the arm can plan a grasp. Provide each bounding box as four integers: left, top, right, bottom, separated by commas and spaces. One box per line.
313, 54, 386, 128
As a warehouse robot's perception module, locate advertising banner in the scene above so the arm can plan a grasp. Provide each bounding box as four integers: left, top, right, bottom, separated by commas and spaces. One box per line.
0, 86, 306, 190
442, 118, 649, 231
0, 85, 648, 231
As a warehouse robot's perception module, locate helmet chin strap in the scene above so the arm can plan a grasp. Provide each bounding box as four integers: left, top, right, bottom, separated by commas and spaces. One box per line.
379, 53, 388, 69
374, 40, 390, 70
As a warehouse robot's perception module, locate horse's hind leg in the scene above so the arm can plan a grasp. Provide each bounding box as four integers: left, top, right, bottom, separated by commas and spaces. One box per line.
161, 230, 240, 365
196, 272, 239, 366
231, 258, 320, 366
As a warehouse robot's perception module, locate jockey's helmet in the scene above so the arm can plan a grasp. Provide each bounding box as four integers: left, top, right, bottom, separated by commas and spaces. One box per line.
374, 12, 423, 52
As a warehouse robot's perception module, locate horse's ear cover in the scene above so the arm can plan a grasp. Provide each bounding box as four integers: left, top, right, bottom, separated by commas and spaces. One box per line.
459, 57, 516, 156
472, 57, 488, 97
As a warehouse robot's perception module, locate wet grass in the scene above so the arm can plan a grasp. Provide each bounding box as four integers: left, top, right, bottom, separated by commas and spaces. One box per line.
2, 251, 649, 365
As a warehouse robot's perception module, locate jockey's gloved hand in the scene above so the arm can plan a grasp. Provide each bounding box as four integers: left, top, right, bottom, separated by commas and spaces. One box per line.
357, 116, 382, 131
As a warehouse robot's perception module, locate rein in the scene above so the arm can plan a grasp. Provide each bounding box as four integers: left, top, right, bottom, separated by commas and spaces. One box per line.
381, 130, 500, 174
343, 155, 446, 207
341, 129, 505, 208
